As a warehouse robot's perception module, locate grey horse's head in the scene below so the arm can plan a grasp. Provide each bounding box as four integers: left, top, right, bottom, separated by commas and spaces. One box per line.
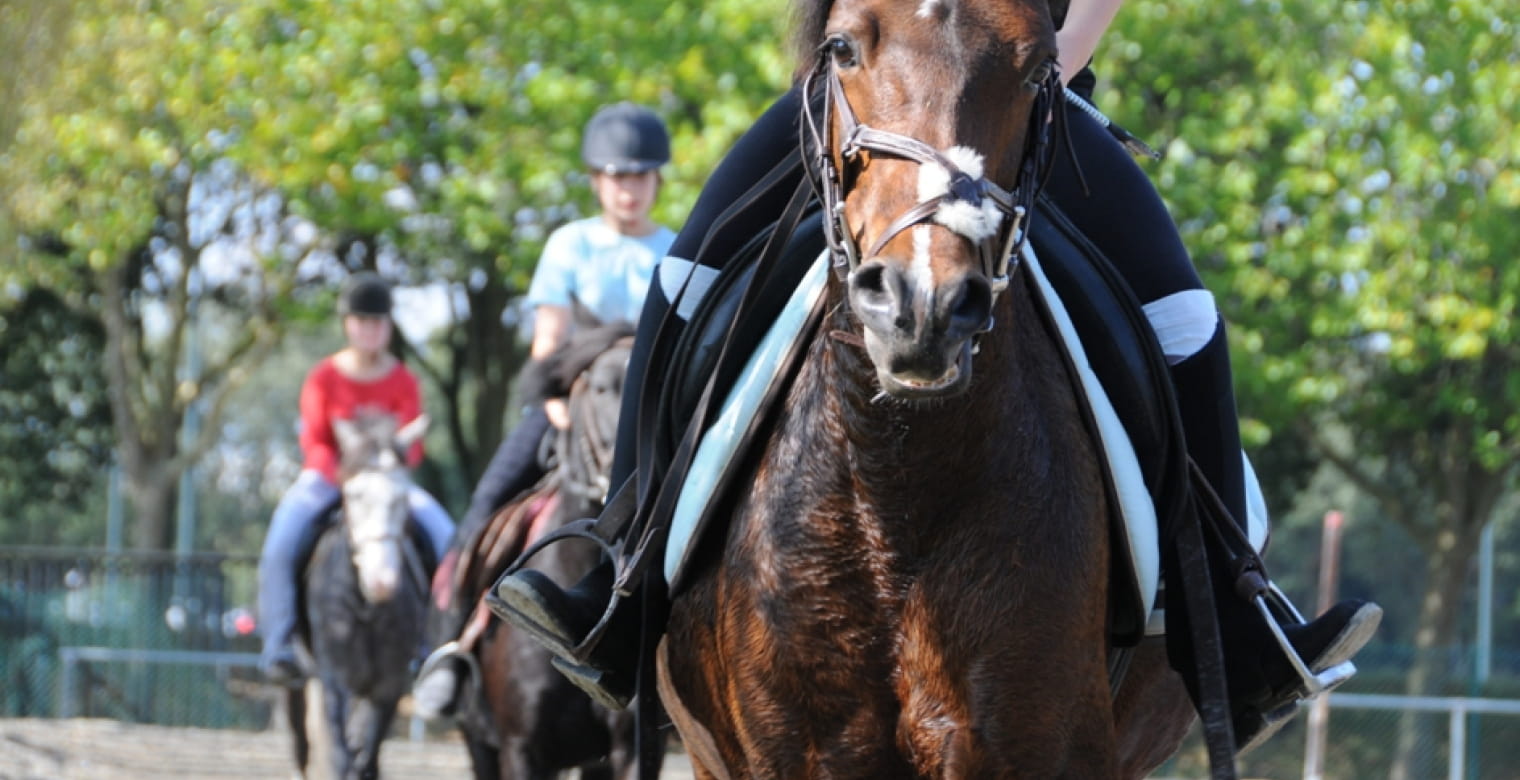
332, 411, 428, 604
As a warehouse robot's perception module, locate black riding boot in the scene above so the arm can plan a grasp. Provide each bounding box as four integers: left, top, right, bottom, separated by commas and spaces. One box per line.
1167, 323, 1381, 752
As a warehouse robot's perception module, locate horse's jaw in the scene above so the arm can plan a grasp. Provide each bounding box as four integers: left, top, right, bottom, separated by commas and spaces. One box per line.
861, 328, 976, 399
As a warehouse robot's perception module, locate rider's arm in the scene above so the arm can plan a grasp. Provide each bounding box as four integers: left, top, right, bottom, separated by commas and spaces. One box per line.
524, 223, 582, 360
393, 365, 426, 468
530, 304, 569, 360
1056, 0, 1124, 86
298, 361, 340, 485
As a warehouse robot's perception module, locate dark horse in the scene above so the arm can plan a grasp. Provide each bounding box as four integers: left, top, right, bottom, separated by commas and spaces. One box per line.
289, 411, 430, 780
441, 322, 640, 779
656, 0, 1194, 776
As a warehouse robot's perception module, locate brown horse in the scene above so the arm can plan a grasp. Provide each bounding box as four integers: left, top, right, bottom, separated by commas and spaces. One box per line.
444, 323, 641, 779
657, 0, 1194, 776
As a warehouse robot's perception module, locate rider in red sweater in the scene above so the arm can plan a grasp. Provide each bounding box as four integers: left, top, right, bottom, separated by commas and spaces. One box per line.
256, 272, 456, 684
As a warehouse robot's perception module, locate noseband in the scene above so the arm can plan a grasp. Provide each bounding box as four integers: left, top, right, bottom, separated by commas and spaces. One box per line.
801, 51, 1061, 302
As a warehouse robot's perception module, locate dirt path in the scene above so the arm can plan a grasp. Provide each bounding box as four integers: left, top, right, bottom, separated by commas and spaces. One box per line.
0, 718, 694, 779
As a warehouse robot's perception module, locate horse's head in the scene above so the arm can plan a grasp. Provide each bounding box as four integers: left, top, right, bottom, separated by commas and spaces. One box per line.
801, 0, 1065, 398
332, 411, 428, 603
548, 326, 636, 504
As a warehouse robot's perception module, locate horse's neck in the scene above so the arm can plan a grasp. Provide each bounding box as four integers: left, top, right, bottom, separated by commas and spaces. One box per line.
804, 285, 1073, 511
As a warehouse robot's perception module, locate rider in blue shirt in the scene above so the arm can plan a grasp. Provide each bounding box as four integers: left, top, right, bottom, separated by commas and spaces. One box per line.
413, 102, 676, 718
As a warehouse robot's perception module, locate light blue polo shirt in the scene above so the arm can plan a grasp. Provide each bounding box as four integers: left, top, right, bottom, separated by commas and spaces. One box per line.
524, 217, 676, 326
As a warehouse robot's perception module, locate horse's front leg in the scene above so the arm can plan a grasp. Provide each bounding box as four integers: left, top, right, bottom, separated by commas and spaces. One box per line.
347, 697, 397, 780
319, 676, 355, 779
285, 685, 310, 777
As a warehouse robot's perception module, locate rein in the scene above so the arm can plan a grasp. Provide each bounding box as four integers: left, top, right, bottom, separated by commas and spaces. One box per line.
800, 51, 1063, 304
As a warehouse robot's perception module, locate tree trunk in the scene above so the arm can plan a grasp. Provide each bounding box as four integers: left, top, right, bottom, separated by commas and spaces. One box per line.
124, 467, 179, 551
1389, 520, 1486, 780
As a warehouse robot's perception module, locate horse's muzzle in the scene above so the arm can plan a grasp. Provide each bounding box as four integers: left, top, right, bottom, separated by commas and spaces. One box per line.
848, 258, 990, 398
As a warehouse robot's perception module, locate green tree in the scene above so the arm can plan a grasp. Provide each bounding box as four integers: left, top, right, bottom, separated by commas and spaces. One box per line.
0, 289, 113, 546
2, 0, 792, 541
0, 1, 314, 549
1099, 1, 1518, 771
204, 0, 791, 483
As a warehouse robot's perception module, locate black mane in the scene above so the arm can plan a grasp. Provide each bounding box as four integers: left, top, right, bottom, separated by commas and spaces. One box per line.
519, 321, 636, 405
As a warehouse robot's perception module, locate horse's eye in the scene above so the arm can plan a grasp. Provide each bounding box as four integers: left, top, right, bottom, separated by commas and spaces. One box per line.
1027, 59, 1055, 89
826, 36, 859, 69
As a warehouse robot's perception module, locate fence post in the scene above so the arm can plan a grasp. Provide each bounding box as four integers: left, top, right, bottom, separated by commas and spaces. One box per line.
58, 647, 77, 718
1449, 701, 1466, 779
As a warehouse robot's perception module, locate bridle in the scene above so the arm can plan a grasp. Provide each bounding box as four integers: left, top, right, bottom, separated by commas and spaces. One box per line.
801, 46, 1062, 304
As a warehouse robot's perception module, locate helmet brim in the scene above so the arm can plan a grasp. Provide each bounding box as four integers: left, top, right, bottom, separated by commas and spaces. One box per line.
590, 159, 665, 175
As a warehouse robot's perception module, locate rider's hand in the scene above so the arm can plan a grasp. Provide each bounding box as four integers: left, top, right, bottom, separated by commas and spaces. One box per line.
545, 397, 572, 430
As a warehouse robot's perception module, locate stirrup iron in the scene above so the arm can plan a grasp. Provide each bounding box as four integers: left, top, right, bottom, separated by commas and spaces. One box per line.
416, 640, 482, 686
1251, 583, 1355, 699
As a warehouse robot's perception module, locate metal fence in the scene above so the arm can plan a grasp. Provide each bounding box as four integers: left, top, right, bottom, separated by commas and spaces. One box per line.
1155, 643, 1520, 779
7, 546, 1520, 777
0, 547, 267, 727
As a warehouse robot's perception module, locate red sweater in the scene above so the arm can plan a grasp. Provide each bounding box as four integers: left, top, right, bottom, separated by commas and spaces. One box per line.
299, 356, 424, 484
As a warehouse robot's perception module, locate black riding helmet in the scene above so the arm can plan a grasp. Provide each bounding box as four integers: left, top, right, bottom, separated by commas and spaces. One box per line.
337, 271, 393, 317
581, 102, 671, 175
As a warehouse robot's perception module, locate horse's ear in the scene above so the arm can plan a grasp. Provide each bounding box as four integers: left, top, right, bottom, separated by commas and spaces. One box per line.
567, 293, 603, 332
1049, 0, 1071, 31
395, 414, 429, 452
332, 417, 363, 456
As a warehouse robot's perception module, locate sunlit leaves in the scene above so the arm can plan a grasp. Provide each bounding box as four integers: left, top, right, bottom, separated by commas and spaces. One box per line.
1101, 0, 1519, 476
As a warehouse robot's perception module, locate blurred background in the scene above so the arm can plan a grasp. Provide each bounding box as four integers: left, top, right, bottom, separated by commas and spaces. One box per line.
0, 0, 1515, 777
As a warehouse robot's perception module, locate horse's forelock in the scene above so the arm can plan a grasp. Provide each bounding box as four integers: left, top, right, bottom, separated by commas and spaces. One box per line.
790, 0, 834, 71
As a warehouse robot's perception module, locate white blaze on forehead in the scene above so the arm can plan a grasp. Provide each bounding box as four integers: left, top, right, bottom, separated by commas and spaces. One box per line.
916, 0, 943, 19
916, 146, 1004, 243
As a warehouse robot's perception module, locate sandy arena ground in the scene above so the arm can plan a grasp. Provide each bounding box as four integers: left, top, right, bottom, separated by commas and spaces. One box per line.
0, 717, 694, 779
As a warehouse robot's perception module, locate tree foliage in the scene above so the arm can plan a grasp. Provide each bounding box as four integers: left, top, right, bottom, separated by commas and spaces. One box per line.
0, 0, 792, 542
0, 0, 314, 549
0, 290, 113, 546
1099, 1, 1518, 759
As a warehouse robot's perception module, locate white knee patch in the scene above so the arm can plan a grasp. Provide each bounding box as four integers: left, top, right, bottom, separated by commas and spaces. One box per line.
659, 256, 719, 321
1142, 289, 1218, 365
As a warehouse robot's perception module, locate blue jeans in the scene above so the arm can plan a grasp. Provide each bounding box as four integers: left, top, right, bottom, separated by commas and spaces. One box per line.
257, 469, 456, 666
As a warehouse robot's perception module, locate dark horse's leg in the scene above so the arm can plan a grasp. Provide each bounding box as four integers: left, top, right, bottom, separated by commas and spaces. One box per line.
321, 676, 354, 780
464, 736, 502, 780
286, 685, 310, 776
348, 697, 399, 780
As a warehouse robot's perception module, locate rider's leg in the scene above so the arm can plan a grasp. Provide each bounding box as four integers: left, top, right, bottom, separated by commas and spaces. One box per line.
461, 406, 553, 547
489, 88, 809, 706
406, 485, 456, 566
1043, 74, 1380, 749
256, 470, 339, 683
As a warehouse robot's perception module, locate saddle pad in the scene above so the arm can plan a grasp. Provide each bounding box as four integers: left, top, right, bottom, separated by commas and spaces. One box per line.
664, 252, 831, 588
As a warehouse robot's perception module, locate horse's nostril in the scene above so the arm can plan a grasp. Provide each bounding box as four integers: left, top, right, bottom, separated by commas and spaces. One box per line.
848, 261, 909, 333
943, 275, 993, 337
850, 262, 888, 298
